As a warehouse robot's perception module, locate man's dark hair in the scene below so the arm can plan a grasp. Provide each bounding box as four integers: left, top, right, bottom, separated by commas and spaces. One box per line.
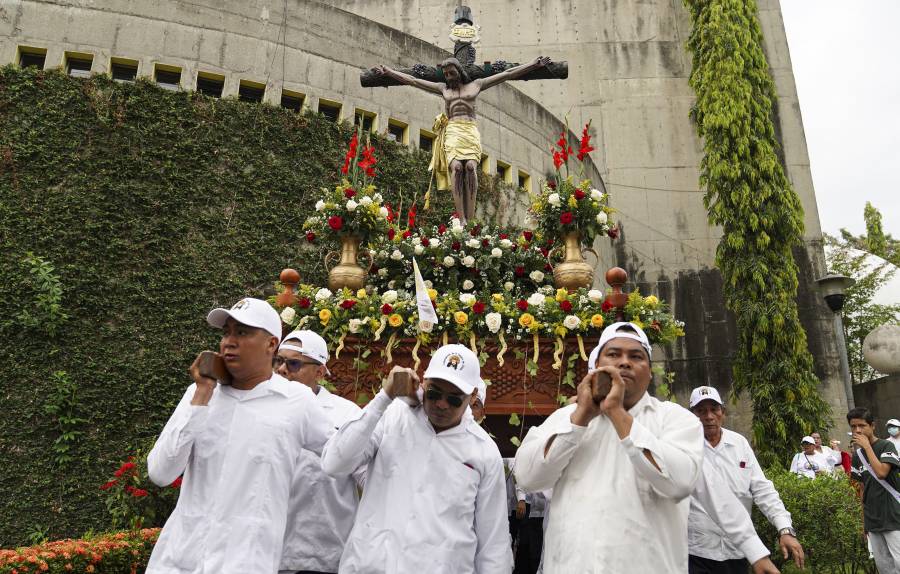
846, 407, 874, 425
439, 58, 470, 84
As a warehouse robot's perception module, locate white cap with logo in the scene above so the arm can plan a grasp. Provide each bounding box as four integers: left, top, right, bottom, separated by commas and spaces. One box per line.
689, 386, 724, 408
475, 379, 487, 405
587, 322, 653, 368
280, 330, 331, 375
801, 435, 816, 445
423, 344, 480, 395
207, 298, 282, 339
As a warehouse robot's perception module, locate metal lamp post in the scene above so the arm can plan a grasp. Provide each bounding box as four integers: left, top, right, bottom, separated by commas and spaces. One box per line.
816, 274, 857, 410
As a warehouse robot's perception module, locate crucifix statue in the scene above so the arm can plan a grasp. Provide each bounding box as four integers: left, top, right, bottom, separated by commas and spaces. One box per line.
362, 6, 569, 223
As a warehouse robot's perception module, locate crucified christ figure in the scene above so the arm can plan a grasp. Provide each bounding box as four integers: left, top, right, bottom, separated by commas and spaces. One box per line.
371, 56, 552, 223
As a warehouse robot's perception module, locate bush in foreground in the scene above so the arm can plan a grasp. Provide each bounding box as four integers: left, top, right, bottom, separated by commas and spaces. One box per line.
0, 529, 159, 574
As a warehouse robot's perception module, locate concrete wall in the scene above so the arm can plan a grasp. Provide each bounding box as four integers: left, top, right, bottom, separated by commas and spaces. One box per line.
854, 375, 900, 431
323, 0, 849, 433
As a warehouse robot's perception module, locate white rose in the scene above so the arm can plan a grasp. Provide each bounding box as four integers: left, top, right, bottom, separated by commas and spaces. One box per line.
388, 280, 396, 289
452, 225, 464, 237
466, 238, 480, 249
451, 217, 462, 227
527, 293, 546, 307
540, 285, 555, 295
588, 289, 604, 303
381, 290, 398, 304
378, 268, 388, 277
373, 193, 383, 203
500, 239, 513, 249
548, 193, 561, 207
279, 307, 296, 324
414, 245, 424, 255
590, 188, 603, 200
429, 238, 439, 248
306, 216, 319, 225
377, 250, 388, 259
443, 256, 455, 267
361, 196, 373, 207
346, 199, 358, 212
491, 248, 502, 258
462, 255, 475, 267
459, 293, 476, 305
530, 270, 545, 282
315, 200, 325, 211
485, 312, 502, 334
379, 206, 389, 218
419, 321, 434, 333
462, 279, 474, 291
390, 249, 403, 260
349, 318, 365, 333
503, 281, 515, 292
424, 280, 433, 289
563, 315, 581, 330
596, 211, 608, 225
315, 288, 332, 301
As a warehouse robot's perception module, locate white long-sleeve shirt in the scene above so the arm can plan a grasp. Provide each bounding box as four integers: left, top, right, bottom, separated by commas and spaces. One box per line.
689, 428, 792, 561
146, 375, 333, 574
513, 392, 705, 573
789, 451, 834, 478
321, 390, 512, 574
280, 386, 366, 573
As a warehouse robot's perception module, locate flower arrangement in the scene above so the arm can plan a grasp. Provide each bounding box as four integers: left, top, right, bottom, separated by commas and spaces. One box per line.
99, 442, 180, 530
0, 528, 159, 574
530, 122, 617, 245
302, 130, 391, 245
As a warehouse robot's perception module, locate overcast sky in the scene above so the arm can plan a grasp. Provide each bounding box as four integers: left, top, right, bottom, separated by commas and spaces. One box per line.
781, 0, 900, 239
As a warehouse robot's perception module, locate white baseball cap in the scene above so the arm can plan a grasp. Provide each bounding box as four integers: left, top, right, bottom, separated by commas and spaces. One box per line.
587, 344, 600, 369
280, 330, 331, 375
801, 435, 816, 445
207, 298, 282, 339
594, 321, 653, 360
423, 344, 480, 395
887, 418, 900, 428
475, 379, 487, 405
690, 386, 724, 408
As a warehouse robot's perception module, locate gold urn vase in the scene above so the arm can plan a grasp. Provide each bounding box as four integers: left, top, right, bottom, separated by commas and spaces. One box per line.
552, 231, 595, 290
327, 235, 367, 290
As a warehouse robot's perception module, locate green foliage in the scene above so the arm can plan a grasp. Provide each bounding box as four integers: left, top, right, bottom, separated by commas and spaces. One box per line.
100, 439, 180, 530
8, 252, 68, 336
682, 0, 831, 466
752, 468, 874, 573
43, 371, 87, 466
839, 202, 900, 268
0, 65, 436, 544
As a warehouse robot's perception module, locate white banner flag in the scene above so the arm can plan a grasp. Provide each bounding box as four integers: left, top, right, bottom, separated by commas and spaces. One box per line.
413, 258, 439, 332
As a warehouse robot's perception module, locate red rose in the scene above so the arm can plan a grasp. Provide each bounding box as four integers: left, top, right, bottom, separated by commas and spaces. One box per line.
560, 300, 573, 312
470, 227, 479, 237
371, 265, 379, 274
381, 303, 393, 315
131, 488, 149, 498
402, 230, 412, 239
305, 231, 315, 243
344, 188, 356, 198
482, 239, 490, 247
547, 180, 557, 190
452, 241, 461, 251
608, 226, 620, 239
499, 233, 509, 240
340, 299, 356, 310
438, 224, 447, 234
472, 301, 486, 314
515, 266, 525, 277
601, 300, 614, 312
421, 237, 429, 247
523, 231, 534, 242
100, 480, 117, 491
328, 215, 343, 231
298, 297, 311, 309
387, 228, 396, 240
544, 263, 553, 272
560, 212, 574, 225
574, 189, 585, 200
170, 477, 183, 488
516, 299, 529, 311
511, 245, 518, 252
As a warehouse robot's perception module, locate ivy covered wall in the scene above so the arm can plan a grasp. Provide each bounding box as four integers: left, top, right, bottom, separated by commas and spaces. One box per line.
0, 66, 443, 544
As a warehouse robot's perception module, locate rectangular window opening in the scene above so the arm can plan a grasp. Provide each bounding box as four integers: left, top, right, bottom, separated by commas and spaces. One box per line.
387, 119, 408, 144
65, 52, 93, 79
497, 161, 512, 183
18, 46, 47, 69
281, 89, 305, 112
419, 130, 435, 153
518, 171, 532, 192
318, 99, 342, 123
239, 80, 265, 103
154, 64, 182, 91
354, 109, 377, 133
110, 58, 138, 82
196, 72, 225, 98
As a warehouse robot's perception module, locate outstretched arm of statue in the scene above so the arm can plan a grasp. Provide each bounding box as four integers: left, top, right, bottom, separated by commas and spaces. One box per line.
370, 64, 444, 95
478, 56, 552, 91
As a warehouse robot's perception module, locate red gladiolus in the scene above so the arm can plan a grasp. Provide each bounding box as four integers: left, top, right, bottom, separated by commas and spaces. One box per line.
131, 489, 149, 498
408, 204, 417, 228
328, 215, 343, 231
601, 300, 614, 312
358, 145, 377, 178
608, 225, 620, 239
341, 133, 359, 175
438, 224, 447, 234
452, 241, 461, 251
305, 232, 316, 243
125, 485, 135, 494
114, 462, 136, 478
472, 301, 486, 314
385, 203, 396, 223
387, 228, 396, 240
560, 212, 574, 225
340, 300, 356, 310
577, 122, 595, 161
170, 477, 183, 488
553, 151, 564, 170
381, 304, 393, 315
298, 297, 311, 309
100, 480, 117, 491
402, 230, 412, 239
560, 300, 573, 312
523, 231, 534, 242
514, 266, 525, 277
344, 188, 356, 199
516, 299, 529, 311
574, 189, 585, 200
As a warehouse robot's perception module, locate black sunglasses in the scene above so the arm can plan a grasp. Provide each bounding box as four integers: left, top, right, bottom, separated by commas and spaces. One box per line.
424, 388, 466, 408
273, 356, 320, 373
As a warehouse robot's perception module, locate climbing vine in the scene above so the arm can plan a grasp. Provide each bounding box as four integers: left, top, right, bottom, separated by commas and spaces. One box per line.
682, 0, 831, 465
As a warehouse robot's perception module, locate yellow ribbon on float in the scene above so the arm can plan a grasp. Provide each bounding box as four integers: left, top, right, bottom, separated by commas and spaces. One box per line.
412, 337, 422, 371
335, 332, 347, 359
577, 335, 588, 361
497, 332, 508, 367
385, 332, 398, 364
373, 318, 386, 341
552, 336, 564, 370
469, 333, 477, 353
532, 334, 540, 364
442, 331, 449, 346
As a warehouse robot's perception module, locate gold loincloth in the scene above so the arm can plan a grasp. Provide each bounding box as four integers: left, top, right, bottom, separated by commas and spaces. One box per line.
429, 114, 482, 191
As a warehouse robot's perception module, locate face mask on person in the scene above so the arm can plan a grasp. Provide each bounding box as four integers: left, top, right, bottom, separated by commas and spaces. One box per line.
889, 427, 899, 437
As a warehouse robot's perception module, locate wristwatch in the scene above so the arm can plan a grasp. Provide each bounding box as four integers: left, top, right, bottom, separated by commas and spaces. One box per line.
778, 527, 797, 538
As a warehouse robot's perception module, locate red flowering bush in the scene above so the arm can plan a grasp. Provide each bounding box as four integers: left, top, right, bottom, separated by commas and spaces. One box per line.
0, 528, 159, 574
100, 441, 180, 530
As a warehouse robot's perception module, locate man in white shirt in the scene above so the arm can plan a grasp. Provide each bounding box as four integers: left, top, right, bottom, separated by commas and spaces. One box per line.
321, 344, 512, 573
275, 330, 365, 574
789, 436, 834, 478
811, 431, 842, 469
887, 418, 900, 449
146, 298, 334, 574
688, 385, 805, 573
513, 322, 778, 573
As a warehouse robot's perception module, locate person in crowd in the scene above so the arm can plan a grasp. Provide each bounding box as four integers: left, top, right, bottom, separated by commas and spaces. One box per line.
146, 298, 333, 574
321, 344, 512, 573
513, 322, 778, 573
688, 386, 805, 573
511, 487, 547, 574
887, 418, 900, 450
790, 436, 834, 478
275, 330, 365, 574
811, 431, 842, 468
848, 407, 900, 573
472, 379, 487, 424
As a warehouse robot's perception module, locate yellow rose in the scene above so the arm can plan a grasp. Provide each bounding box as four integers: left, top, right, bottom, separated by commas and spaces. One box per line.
644, 295, 659, 308
388, 313, 403, 327
519, 313, 534, 328
555, 288, 569, 302
318, 308, 332, 325
591, 314, 604, 328
454, 311, 469, 325
427, 288, 438, 300
492, 293, 504, 302
356, 288, 368, 299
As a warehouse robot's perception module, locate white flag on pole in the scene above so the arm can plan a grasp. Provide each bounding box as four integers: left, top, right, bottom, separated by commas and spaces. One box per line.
413, 258, 439, 332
